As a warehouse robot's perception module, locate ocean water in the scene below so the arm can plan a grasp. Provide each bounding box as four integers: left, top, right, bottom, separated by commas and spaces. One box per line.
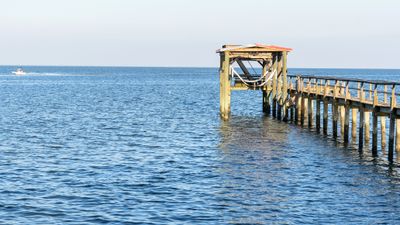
1, 66, 400, 224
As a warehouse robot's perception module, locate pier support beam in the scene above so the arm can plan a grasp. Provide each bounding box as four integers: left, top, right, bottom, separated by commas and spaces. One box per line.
219, 53, 231, 120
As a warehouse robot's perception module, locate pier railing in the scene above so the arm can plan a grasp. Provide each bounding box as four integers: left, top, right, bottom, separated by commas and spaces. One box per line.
268, 74, 400, 162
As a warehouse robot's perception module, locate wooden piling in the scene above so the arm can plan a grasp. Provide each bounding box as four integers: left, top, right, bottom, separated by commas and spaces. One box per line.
300, 94, 305, 126
388, 86, 396, 163
358, 82, 365, 151
340, 106, 345, 136
359, 106, 365, 151
308, 94, 313, 128
219, 53, 231, 120
316, 96, 321, 132
344, 103, 350, 143
323, 80, 329, 135
332, 81, 339, 139
365, 111, 370, 143
389, 110, 395, 163
282, 52, 288, 121
382, 116, 387, 150
382, 85, 387, 150
272, 55, 277, 118
352, 108, 357, 140
372, 110, 378, 156
262, 63, 270, 115
323, 99, 328, 135
396, 119, 400, 158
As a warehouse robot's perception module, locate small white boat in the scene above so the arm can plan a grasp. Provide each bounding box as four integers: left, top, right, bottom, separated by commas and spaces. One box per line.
12, 68, 27, 75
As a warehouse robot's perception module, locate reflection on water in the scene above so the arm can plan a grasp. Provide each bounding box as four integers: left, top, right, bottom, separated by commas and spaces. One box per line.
218, 115, 400, 223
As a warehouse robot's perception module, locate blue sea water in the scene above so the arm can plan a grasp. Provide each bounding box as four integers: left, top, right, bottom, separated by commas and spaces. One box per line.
0, 66, 400, 224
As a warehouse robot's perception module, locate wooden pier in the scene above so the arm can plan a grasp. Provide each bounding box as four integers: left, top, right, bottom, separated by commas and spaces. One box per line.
218, 44, 400, 163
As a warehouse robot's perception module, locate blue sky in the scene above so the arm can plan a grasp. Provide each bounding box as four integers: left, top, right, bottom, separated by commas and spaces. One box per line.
0, 0, 399, 68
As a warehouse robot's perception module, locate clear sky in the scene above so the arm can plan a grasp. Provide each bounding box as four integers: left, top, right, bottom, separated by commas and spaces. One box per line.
0, 0, 399, 68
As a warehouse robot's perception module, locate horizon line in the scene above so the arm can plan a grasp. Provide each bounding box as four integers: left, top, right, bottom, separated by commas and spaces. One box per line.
1, 64, 400, 70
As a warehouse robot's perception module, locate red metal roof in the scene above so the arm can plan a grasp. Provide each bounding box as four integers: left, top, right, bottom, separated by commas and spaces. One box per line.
217, 44, 292, 53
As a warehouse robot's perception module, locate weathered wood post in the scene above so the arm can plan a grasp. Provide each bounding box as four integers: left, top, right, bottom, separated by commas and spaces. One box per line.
365, 84, 372, 142
340, 82, 345, 136
316, 80, 321, 132
323, 80, 329, 135
300, 78, 305, 126
277, 54, 283, 120
359, 82, 365, 151
352, 108, 358, 140
388, 85, 396, 163
382, 85, 387, 150
396, 119, 400, 159
332, 80, 339, 139
294, 76, 300, 124
372, 84, 378, 156
282, 51, 288, 121
272, 54, 278, 118
308, 80, 313, 128
343, 81, 350, 143
365, 111, 370, 143
219, 52, 231, 120
262, 61, 270, 114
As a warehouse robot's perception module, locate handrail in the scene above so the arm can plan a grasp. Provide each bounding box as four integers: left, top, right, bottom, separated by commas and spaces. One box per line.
287, 74, 400, 86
